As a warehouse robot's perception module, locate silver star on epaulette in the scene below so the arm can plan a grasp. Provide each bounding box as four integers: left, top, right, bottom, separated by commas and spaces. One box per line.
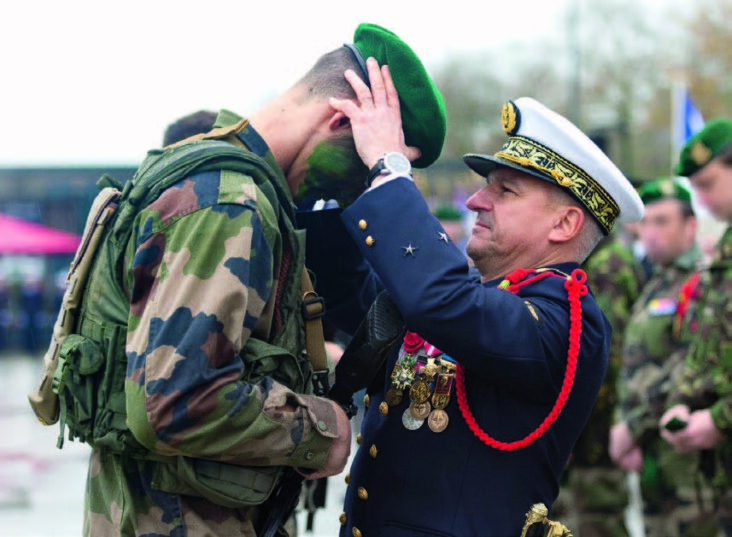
437, 231, 449, 243
402, 243, 419, 257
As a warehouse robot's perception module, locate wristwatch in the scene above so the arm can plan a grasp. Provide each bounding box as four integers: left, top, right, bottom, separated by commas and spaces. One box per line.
366, 152, 412, 187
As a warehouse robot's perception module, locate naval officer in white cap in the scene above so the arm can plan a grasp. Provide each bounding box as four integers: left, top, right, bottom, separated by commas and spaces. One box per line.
304, 57, 645, 536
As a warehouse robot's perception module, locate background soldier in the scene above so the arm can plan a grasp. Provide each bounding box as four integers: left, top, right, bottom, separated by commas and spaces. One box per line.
611, 178, 717, 536
554, 228, 646, 537
661, 119, 732, 536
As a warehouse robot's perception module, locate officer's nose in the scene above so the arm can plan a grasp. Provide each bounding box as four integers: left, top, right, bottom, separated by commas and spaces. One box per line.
466, 185, 493, 213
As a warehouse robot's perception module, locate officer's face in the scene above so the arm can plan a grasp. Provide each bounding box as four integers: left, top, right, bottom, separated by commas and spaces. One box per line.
690, 159, 732, 222
465, 168, 557, 275
639, 199, 696, 266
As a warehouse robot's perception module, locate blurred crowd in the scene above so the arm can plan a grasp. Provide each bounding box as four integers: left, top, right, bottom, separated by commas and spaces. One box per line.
0, 270, 66, 355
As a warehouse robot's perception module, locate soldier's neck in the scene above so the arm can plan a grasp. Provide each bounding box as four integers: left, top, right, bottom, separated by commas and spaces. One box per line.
249, 89, 331, 193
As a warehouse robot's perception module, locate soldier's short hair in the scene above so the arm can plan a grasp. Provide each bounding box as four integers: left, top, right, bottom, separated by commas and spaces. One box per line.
298, 47, 366, 99
720, 142, 732, 167
679, 200, 695, 220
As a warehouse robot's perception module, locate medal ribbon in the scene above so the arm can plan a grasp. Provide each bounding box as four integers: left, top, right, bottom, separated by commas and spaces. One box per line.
455, 268, 588, 451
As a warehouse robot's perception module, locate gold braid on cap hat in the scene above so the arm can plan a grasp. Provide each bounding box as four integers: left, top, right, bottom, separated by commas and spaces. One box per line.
495, 135, 620, 234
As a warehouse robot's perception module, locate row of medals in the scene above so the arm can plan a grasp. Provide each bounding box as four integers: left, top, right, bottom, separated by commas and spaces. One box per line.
384, 345, 456, 433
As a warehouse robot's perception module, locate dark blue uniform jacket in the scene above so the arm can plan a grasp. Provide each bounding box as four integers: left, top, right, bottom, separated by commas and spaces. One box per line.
299, 178, 611, 537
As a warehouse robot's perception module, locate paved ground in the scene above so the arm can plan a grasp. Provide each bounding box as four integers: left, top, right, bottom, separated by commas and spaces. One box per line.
0, 354, 642, 537
0, 354, 353, 537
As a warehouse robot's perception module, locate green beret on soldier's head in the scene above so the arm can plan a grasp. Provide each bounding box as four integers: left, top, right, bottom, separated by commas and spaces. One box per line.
638, 177, 692, 206
676, 118, 732, 177
347, 23, 447, 168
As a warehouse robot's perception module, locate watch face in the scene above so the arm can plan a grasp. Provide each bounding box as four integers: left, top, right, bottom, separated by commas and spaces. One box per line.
384, 152, 411, 174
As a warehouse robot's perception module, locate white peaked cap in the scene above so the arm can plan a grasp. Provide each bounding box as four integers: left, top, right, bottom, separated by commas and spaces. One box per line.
464, 97, 644, 234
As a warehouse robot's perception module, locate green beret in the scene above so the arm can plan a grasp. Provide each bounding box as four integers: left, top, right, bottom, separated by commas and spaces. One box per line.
676, 118, 732, 177
351, 23, 447, 168
433, 205, 463, 221
638, 177, 692, 206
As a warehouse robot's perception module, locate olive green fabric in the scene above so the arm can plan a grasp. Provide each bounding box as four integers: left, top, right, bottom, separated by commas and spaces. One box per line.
676, 118, 732, 177
638, 177, 692, 206
352, 23, 446, 168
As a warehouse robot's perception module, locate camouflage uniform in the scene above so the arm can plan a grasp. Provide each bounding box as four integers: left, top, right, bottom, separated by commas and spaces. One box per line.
618, 243, 718, 537
556, 236, 646, 537
84, 111, 339, 536
669, 226, 732, 534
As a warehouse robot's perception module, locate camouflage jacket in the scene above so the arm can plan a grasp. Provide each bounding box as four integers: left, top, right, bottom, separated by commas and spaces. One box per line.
669, 226, 732, 430
617, 244, 702, 445
84, 111, 338, 536
571, 236, 647, 465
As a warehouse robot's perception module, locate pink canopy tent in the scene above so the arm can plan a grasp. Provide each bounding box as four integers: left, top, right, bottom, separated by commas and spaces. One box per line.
0, 213, 81, 255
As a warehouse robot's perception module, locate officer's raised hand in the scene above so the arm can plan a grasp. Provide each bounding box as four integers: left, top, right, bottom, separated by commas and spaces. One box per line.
330, 57, 420, 176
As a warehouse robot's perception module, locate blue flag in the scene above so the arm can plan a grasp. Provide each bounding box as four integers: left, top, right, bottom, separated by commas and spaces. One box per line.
681, 91, 705, 142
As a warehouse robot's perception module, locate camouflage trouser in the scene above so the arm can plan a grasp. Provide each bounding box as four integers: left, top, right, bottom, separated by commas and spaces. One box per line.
640, 446, 719, 537
715, 488, 732, 537
553, 466, 630, 537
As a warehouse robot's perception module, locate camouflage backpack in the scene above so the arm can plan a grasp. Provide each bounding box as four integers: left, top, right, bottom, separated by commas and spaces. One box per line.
28, 131, 327, 506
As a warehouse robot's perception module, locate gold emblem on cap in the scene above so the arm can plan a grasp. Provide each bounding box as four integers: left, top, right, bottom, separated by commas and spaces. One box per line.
501, 100, 521, 135
691, 140, 712, 166
659, 180, 675, 197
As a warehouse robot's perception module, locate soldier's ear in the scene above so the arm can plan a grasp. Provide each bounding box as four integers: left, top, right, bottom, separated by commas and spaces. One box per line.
327, 111, 351, 133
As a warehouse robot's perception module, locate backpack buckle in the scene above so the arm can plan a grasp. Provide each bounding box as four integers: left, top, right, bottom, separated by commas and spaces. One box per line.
302, 295, 325, 321
311, 369, 330, 397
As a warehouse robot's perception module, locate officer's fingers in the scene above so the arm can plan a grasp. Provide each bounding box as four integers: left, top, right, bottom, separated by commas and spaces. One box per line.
344, 69, 373, 107
329, 97, 359, 120
365, 57, 387, 107
382, 65, 401, 112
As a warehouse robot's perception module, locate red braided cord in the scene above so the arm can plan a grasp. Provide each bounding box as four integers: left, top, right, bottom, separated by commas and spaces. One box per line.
506, 271, 556, 293
455, 268, 588, 451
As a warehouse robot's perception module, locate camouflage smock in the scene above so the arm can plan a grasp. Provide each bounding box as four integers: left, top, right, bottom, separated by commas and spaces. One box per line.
84, 113, 338, 536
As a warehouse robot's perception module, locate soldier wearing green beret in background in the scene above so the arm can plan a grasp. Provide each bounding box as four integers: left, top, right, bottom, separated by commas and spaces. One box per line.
29, 23, 446, 537
661, 119, 732, 536
553, 227, 645, 537
609, 178, 718, 537
433, 205, 468, 251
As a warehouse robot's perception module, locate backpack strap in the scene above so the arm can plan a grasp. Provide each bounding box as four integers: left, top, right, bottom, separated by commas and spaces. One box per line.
301, 269, 329, 396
